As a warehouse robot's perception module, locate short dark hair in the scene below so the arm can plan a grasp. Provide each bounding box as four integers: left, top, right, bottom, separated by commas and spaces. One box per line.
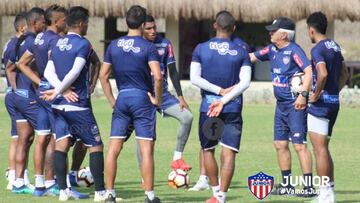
145, 14, 155, 23
307, 11, 327, 35
215, 10, 235, 33
14, 12, 27, 32
66, 6, 89, 28
26, 7, 45, 25
45, 4, 67, 26
126, 5, 146, 29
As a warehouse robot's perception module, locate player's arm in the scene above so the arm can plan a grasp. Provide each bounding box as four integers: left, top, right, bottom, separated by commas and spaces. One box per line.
99, 62, 115, 107
294, 65, 312, 109
339, 62, 349, 90
309, 62, 327, 103
190, 62, 230, 96
208, 65, 252, 117
167, 62, 190, 110
89, 50, 101, 94
149, 61, 163, 106
17, 50, 41, 85
5, 61, 17, 90
249, 53, 259, 63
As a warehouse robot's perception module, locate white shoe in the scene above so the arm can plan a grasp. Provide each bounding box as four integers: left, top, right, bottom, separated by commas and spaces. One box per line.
94, 190, 107, 202
188, 178, 210, 191
26, 183, 35, 190
310, 192, 336, 203
59, 189, 76, 201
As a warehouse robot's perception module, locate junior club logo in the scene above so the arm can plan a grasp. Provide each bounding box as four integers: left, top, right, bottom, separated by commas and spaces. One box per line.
248, 171, 274, 200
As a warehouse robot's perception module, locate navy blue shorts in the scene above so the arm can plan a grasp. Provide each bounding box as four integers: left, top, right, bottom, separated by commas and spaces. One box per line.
13, 93, 39, 130
4, 91, 19, 137
35, 81, 56, 135
274, 102, 307, 144
199, 112, 243, 152
111, 89, 156, 141
53, 108, 102, 147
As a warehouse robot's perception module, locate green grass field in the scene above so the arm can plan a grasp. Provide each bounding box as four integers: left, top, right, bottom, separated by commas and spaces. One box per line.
0, 98, 359, 203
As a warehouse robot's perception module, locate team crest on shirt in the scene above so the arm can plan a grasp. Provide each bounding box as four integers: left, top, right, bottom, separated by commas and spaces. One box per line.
283, 56, 290, 65
157, 48, 165, 56
34, 33, 44, 46
117, 39, 140, 53
56, 38, 72, 51
209, 42, 238, 56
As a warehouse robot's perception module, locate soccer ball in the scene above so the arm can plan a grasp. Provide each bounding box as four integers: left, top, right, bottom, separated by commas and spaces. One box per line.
76, 167, 94, 187
290, 72, 304, 94
168, 169, 189, 188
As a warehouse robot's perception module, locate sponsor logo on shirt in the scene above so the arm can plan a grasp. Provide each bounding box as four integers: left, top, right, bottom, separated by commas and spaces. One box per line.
117, 39, 140, 53
324, 41, 340, 52
293, 54, 303, 67
283, 50, 292, 55
56, 38, 72, 51
34, 33, 44, 46
209, 42, 238, 56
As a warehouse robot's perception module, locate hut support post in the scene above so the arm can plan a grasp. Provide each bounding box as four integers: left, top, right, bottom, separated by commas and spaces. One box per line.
166, 18, 179, 71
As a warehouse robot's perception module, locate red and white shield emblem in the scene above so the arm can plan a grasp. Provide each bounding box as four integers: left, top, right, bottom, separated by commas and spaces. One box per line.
248, 171, 274, 200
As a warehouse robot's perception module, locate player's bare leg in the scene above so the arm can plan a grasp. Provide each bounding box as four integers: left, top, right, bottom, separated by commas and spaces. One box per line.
105, 139, 124, 191
13, 121, 34, 194
216, 147, 236, 203
293, 143, 313, 174
33, 134, 50, 191
203, 149, 220, 200
189, 149, 210, 191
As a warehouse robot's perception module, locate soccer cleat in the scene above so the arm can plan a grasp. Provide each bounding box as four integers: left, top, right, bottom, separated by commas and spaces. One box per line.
69, 173, 79, 187
271, 184, 295, 196
59, 189, 76, 201
12, 185, 35, 194
205, 196, 220, 203
309, 191, 335, 203
188, 178, 210, 191
144, 197, 161, 203
71, 188, 90, 199
94, 190, 107, 202
105, 194, 117, 203
171, 159, 192, 171
44, 184, 60, 196
33, 187, 47, 196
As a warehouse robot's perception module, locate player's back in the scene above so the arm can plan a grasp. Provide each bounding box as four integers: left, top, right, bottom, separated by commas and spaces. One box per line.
311, 39, 343, 96
105, 36, 157, 93
14, 32, 37, 98
32, 30, 60, 78
193, 37, 248, 96
51, 33, 92, 104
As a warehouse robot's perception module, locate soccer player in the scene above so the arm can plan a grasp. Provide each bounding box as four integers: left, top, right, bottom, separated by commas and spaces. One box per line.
2, 12, 28, 190
249, 17, 315, 196
190, 23, 251, 192
139, 14, 193, 171
41, 6, 106, 201
6, 7, 46, 194
17, 4, 68, 196
306, 12, 349, 203
99, 5, 162, 203
190, 11, 252, 203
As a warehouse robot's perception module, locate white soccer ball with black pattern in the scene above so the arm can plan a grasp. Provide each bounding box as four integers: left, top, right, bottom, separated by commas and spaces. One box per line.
290, 72, 304, 94
77, 167, 94, 187
168, 169, 189, 189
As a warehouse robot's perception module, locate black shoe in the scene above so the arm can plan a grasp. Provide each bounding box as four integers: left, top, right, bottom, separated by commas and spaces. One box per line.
144, 196, 161, 203
105, 194, 116, 203
296, 187, 318, 198
271, 184, 296, 196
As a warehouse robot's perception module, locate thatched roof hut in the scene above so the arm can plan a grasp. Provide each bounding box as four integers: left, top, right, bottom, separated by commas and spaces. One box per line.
1, 0, 360, 21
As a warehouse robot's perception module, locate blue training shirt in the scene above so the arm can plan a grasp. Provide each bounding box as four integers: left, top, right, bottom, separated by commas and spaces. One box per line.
192, 37, 251, 113
254, 42, 311, 102
104, 35, 160, 93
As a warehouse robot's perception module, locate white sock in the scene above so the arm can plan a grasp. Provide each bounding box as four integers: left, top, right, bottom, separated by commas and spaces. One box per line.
45, 180, 56, 188
145, 190, 155, 201
14, 178, 25, 188
199, 175, 208, 182
212, 185, 220, 196
35, 175, 45, 188
8, 169, 16, 183
66, 174, 71, 188
173, 151, 182, 160
217, 191, 226, 203
24, 170, 30, 185
106, 189, 116, 197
